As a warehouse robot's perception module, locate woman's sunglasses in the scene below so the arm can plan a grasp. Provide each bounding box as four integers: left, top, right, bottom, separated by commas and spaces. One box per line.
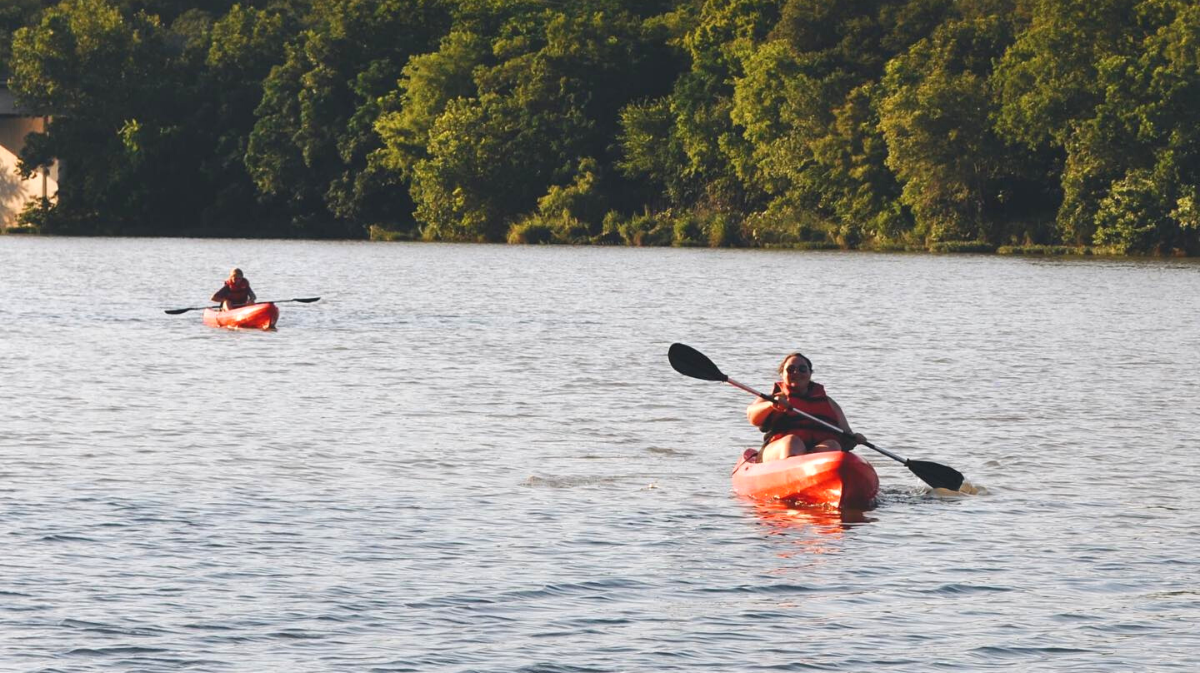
785, 365, 810, 374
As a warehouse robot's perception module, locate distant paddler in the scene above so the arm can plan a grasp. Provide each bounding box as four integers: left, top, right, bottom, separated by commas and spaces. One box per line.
211, 267, 257, 310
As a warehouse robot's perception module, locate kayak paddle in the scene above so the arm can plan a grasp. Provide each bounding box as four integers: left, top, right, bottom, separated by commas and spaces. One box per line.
165, 297, 321, 315
667, 342, 966, 491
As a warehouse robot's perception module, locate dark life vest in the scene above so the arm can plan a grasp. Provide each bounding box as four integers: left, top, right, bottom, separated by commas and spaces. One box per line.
759, 382, 843, 446
218, 277, 252, 306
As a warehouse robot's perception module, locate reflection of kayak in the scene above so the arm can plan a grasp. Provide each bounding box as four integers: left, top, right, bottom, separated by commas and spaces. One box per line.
732, 450, 879, 510
202, 303, 279, 331
748, 500, 873, 534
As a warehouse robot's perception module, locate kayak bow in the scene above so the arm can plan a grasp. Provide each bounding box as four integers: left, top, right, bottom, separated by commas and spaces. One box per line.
202, 302, 279, 331
732, 450, 879, 510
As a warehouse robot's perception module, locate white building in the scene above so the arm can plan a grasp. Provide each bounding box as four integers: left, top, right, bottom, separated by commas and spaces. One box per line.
0, 85, 59, 228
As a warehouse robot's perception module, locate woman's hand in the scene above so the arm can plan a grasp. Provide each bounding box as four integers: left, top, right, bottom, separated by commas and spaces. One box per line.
771, 393, 790, 413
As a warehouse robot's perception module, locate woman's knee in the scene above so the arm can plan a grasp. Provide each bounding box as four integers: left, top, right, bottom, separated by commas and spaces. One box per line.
762, 436, 805, 462
760, 444, 787, 462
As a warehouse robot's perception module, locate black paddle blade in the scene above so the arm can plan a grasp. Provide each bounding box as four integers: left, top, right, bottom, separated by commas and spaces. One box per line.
906, 459, 965, 491
293, 297, 320, 303
668, 343, 728, 382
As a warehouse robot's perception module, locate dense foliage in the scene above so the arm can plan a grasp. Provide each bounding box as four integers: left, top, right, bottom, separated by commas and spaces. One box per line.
4, 0, 1199, 253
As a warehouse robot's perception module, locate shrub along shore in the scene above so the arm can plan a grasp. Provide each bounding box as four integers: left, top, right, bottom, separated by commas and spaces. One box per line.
3, 222, 1133, 258
364, 224, 1134, 256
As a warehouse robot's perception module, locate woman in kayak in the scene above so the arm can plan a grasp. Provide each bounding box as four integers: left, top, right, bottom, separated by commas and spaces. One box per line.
746, 352, 866, 462
211, 267, 257, 310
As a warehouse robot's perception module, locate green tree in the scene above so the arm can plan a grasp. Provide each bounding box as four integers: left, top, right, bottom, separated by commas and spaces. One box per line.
10, 0, 178, 232
616, 0, 785, 220
394, 0, 676, 240
809, 84, 910, 243
671, 0, 779, 212
993, 0, 1136, 151
245, 0, 451, 236
374, 29, 489, 183
181, 2, 299, 232
997, 0, 1200, 252
728, 0, 949, 245
1076, 2, 1200, 252
616, 95, 691, 209
991, 0, 1141, 244
879, 10, 1021, 243
0, 1, 53, 76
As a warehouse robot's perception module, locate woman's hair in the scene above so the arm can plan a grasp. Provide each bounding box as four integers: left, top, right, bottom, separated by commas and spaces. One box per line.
777, 352, 813, 375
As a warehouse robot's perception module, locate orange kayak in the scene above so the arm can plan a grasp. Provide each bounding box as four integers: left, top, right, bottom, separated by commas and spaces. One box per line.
202, 303, 279, 331
732, 450, 879, 510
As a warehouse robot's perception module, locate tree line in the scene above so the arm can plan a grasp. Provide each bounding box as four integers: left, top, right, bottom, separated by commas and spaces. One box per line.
3, 0, 1199, 254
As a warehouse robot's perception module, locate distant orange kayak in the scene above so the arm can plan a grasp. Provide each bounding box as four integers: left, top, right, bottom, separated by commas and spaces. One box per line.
202, 303, 279, 331
732, 450, 879, 510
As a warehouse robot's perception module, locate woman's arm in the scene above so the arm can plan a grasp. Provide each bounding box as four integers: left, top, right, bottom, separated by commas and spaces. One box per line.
747, 393, 789, 427
829, 398, 866, 444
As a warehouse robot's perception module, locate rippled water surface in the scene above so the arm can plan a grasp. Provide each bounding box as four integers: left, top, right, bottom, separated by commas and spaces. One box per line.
2, 237, 1199, 672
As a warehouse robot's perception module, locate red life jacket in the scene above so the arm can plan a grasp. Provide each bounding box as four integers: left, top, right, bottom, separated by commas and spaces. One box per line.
760, 382, 843, 446
221, 278, 252, 306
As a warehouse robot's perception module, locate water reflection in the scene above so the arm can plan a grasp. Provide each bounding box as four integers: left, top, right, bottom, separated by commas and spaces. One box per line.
746, 499, 874, 535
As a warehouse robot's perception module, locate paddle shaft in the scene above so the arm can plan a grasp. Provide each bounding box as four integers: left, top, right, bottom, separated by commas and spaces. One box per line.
725, 376, 907, 464
165, 297, 319, 315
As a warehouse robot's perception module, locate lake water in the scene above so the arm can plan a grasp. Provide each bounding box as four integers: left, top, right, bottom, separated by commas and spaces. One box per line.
1, 236, 1198, 671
